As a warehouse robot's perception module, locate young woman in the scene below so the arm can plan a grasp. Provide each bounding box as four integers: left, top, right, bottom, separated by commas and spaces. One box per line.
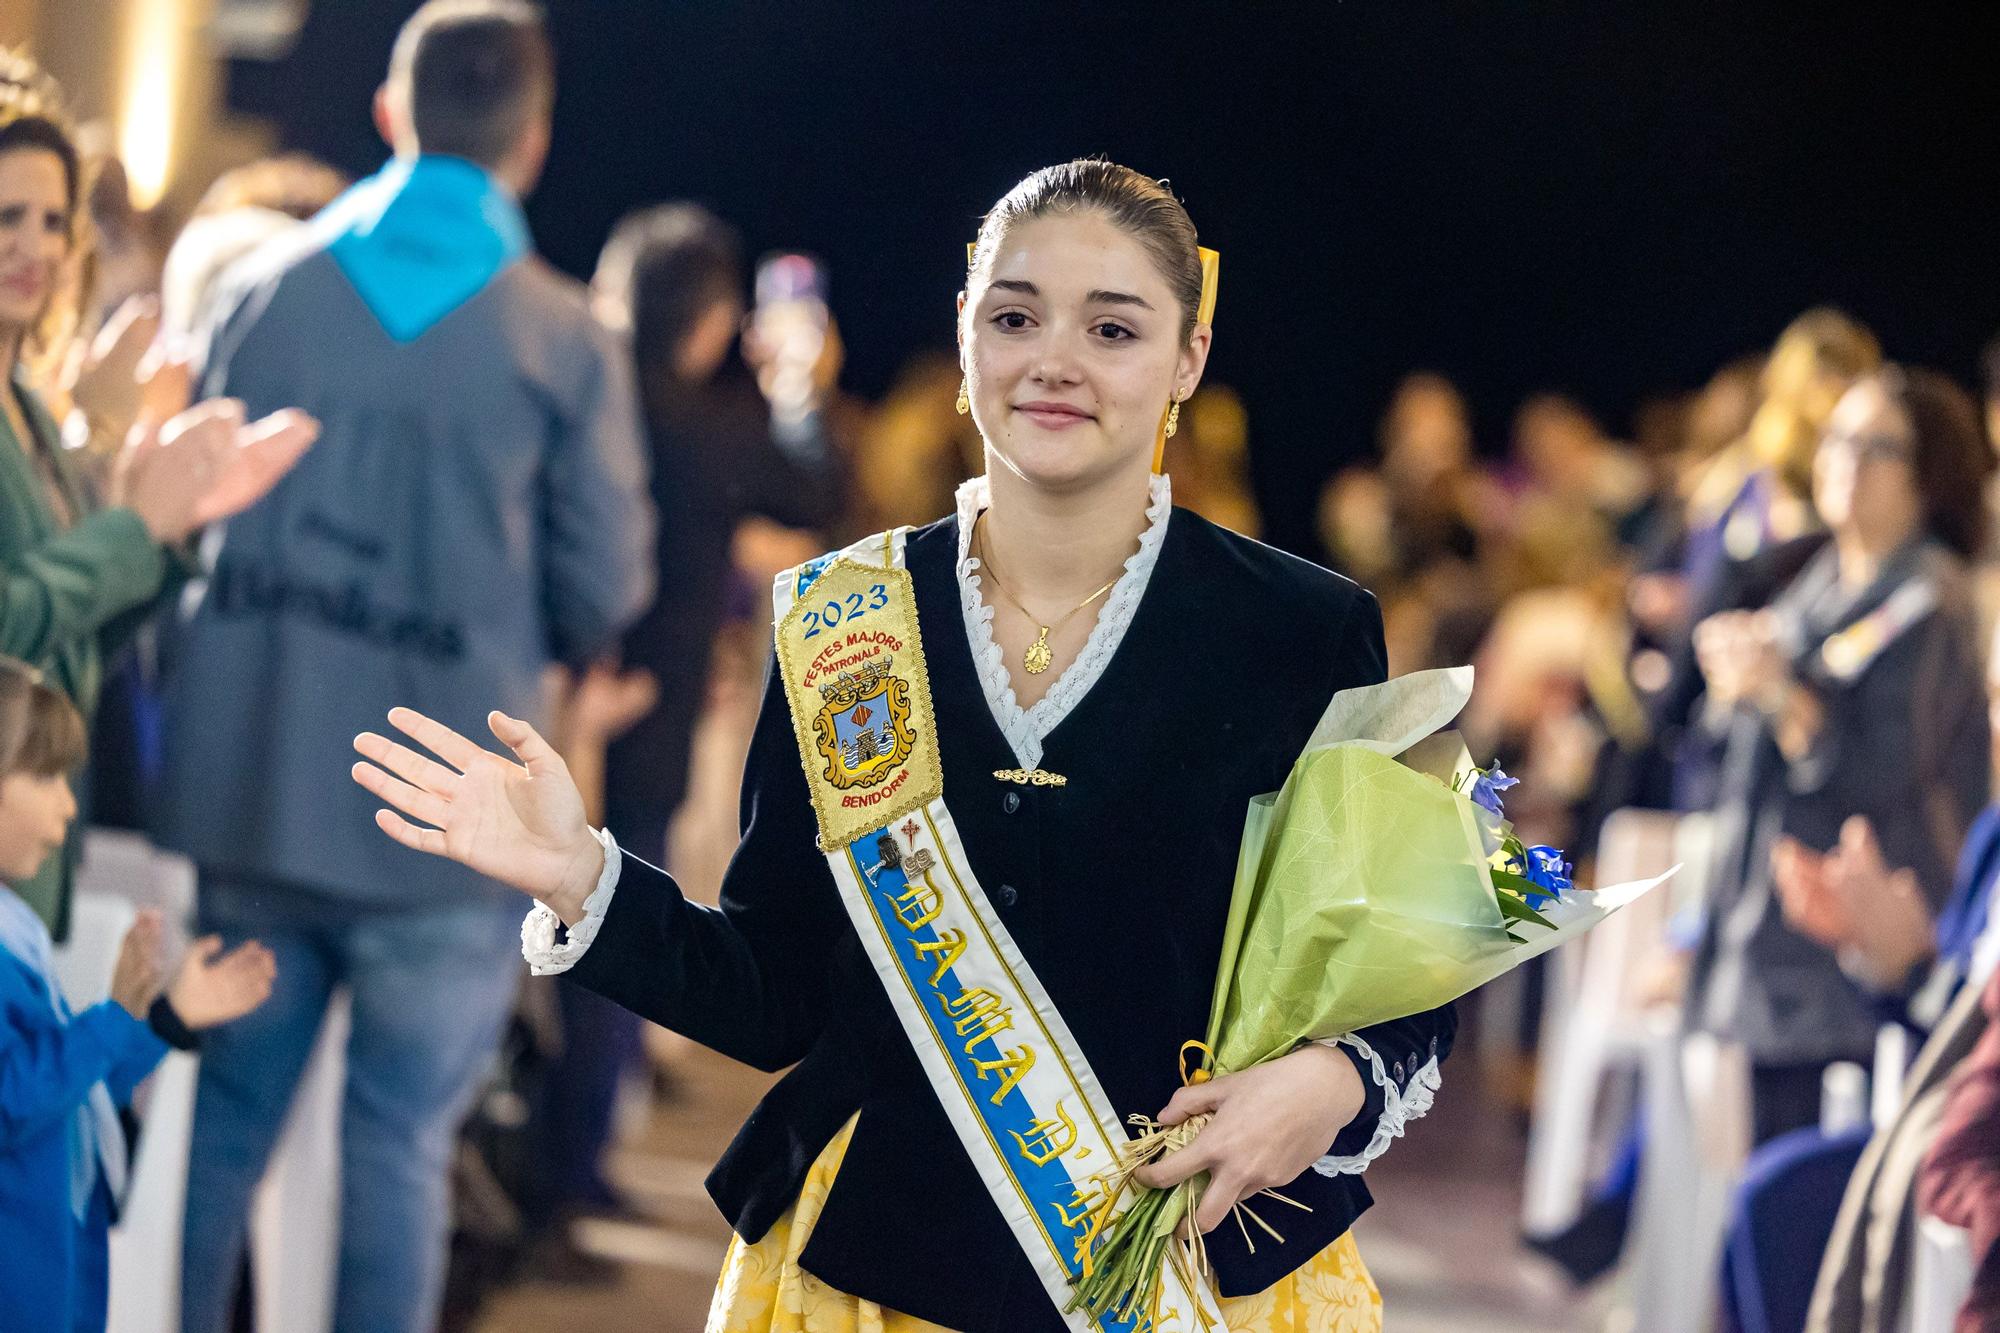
354, 160, 1454, 1332
0, 49, 318, 938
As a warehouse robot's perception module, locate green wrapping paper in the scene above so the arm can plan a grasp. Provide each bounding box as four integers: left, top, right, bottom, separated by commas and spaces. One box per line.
1201, 666, 1672, 1076
1210, 745, 1514, 1073
1073, 666, 1673, 1322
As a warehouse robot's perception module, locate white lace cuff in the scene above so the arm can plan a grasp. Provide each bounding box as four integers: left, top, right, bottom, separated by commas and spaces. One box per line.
1310, 1032, 1442, 1177
520, 827, 622, 977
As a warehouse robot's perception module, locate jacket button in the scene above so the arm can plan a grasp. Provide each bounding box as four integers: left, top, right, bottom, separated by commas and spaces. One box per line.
997, 884, 1020, 907
1003, 791, 1021, 814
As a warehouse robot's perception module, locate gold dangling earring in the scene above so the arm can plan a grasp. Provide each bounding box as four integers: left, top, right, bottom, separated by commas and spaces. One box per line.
955, 379, 970, 415
1164, 394, 1182, 439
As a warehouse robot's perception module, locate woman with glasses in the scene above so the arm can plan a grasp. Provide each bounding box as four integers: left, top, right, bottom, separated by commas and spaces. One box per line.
1686, 366, 1994, 1146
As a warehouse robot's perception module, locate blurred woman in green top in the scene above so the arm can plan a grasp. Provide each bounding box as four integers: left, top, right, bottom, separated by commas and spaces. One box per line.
0, 49, 318, 935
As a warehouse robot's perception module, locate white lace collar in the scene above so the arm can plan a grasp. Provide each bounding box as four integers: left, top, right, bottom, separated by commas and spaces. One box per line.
954, 472, 1173, 770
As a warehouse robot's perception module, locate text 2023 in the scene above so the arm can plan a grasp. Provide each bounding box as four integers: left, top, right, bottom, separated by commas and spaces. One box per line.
802, 583, 891, 639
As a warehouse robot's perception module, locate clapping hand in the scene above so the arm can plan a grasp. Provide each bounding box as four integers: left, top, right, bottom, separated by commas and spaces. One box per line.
1693, 609, 1788, 708
109, 910, 167, 1020
167, 936, 277, 1029
352, 709, 604, 922
112, 398, 320, 542
1772, 836, 1853, 949
559, 663, 658, 748
63, 297, 196, 447
1774, 816, 1936, 987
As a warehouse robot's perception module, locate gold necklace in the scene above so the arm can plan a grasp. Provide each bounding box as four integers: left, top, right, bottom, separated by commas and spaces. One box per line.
975, 521, 1121, 675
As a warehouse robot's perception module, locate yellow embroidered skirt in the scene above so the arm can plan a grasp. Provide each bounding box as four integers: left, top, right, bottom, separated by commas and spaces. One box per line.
706, 1115, 1381, 1333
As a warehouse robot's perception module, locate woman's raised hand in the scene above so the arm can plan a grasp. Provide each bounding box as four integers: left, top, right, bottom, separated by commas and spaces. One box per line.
352, 709, 606, 920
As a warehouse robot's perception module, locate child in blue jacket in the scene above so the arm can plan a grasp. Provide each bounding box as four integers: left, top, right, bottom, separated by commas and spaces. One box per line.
0, 659, 274, 1333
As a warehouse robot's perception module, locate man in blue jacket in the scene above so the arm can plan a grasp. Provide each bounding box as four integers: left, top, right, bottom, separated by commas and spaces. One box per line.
157, 5, 653, 1330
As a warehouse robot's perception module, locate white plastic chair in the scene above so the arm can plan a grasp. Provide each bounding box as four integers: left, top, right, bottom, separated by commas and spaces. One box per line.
1520, 807, 1690, 1234
1615, 1019, 1747, 1333
106, 1050, 197, 1333
1907, 1215, 1974, 1333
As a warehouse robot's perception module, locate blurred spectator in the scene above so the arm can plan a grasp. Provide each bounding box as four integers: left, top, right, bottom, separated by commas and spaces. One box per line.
1917, 964, 2000, 1333
1626, 356, 1767, 646
1653, 315, 1881, 815
0, 657, 276, 1333
1809, 974, 1990, 1332
503, 201, 844, 1278
1683, 309, 1880, 593
0, 48, 314, 937
72, 123, 158, 334
154, 5, 653, 1330
1163, 383, 1260, 537
1583, 356, 1769, 825
192, 152, 349, 223
594, 202, 844, 870
1320, 372, 1492, 673
849, 348, 980, 533
82, 153, 351, 836
160, 153, 349, 340
1684, 366, 1994, 1146
1493, 393, 1650, 595
1718, 617, 2000, 1333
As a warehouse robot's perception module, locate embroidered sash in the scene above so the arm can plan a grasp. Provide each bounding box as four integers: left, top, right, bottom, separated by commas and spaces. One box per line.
772, 530, 1226, 1332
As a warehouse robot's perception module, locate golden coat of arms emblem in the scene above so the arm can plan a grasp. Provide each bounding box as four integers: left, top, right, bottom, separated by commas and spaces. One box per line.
775, 553, 943, 851
813, 656, 916, 788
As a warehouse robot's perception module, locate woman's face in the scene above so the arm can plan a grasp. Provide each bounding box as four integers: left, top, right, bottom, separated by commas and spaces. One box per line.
679, 290, 744, 384
0, 770, 75, 882
960, 211, 1208, 493
0, 147, 71, 338
1814, 378, 1921, 552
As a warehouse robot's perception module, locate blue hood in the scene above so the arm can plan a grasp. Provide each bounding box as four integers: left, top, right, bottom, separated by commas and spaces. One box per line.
322, 155, 530, 342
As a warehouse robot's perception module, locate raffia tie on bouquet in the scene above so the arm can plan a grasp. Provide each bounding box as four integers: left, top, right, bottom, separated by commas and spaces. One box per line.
1068, 1043, 1312, 1327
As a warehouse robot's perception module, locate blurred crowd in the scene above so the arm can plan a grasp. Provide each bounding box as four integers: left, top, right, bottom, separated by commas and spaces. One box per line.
1324, 322, 2000, 1333
7, 2, 2000, 1331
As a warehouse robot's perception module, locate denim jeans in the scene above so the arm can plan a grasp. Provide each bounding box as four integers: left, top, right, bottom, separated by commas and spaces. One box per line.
179, 876, 523, 1333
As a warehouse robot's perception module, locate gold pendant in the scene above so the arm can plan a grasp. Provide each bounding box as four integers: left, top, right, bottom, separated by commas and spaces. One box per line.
1023, 627, 1054, 675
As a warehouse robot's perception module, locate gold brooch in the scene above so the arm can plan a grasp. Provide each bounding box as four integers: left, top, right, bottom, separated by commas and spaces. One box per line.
993, 768, 1068, 787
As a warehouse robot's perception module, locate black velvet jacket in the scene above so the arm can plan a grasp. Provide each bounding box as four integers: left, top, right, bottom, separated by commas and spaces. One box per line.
570, 507, 1457, 1331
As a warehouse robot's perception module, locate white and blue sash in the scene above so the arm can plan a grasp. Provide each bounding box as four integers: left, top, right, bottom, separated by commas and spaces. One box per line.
772, 530, 1225, 1332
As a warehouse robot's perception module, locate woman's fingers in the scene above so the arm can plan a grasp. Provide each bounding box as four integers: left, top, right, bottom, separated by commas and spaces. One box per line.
160, 396, 246, 447
1133, 1133, 1218, 1191
1193, 1172, 1246, 1233
1157, 1080, 1225, 1127
373, 807, 450, 858
351, 761, 453, 829
488, 710, 565, 776
354, 730, 462, 795
386, 707, 491, 772
233, 408, 319, 476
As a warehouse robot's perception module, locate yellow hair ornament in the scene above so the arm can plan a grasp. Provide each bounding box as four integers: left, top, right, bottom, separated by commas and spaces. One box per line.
1156, 246, 1220, 472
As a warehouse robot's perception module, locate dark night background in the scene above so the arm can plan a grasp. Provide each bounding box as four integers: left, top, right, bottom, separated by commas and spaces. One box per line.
227, 1, 2000, 557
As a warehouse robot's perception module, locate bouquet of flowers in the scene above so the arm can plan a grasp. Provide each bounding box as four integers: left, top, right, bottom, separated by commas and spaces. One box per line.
1069, 667, 1671, 1323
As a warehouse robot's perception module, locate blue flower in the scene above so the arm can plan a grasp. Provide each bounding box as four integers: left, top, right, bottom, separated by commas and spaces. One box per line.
1521, 845, 1573, 904
1467, 765, 1519, 818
